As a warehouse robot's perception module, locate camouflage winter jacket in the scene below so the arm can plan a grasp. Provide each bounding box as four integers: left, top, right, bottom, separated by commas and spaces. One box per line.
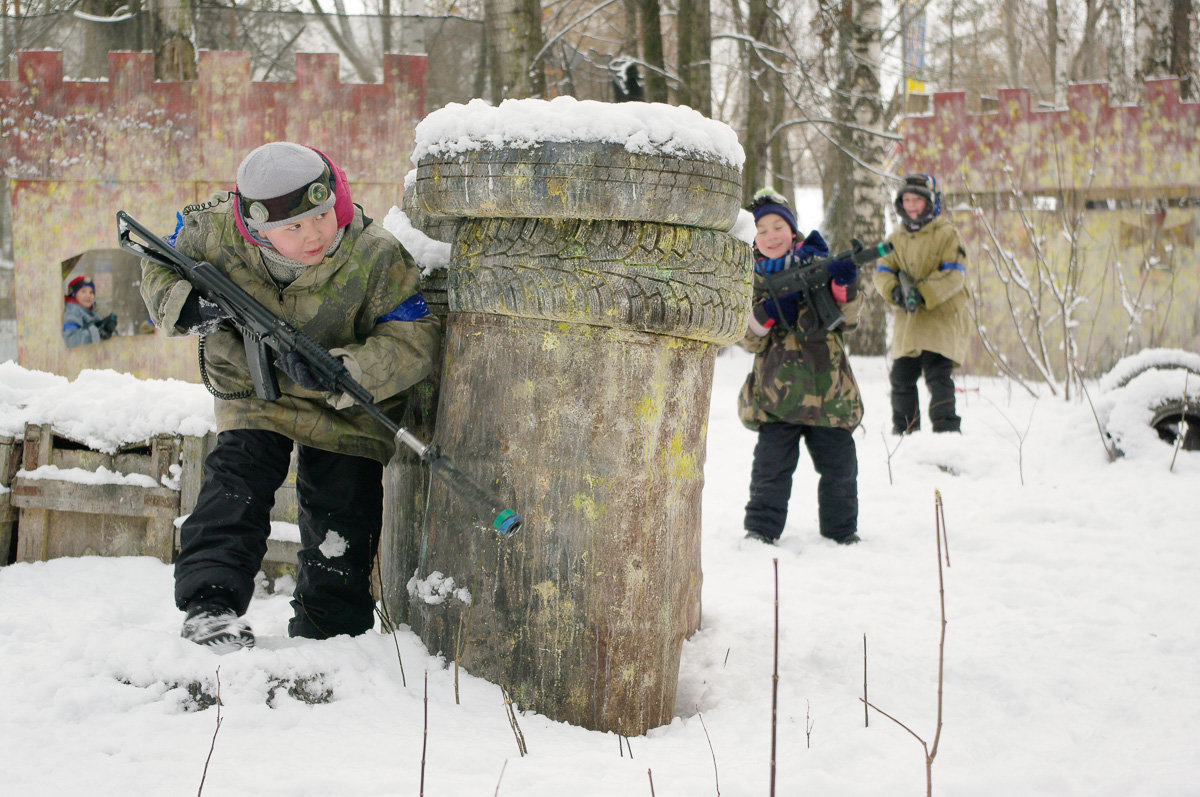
737, 276, 865, 432
140, 194, 441, 463
873, 215, 970, 366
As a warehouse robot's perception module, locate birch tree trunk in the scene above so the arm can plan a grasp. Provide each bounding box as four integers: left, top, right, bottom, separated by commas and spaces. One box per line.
484, 0, 546, 100
824, 0, 887, 355
1136, 0, 1173, 84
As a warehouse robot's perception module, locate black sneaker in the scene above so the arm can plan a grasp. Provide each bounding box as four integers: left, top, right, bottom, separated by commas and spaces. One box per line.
743, 530, 777, 546
181, 603, 255, 653
834, 533, 862, 545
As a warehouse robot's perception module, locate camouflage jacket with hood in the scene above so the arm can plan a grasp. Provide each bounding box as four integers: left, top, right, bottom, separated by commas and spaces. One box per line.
873, 214, 970, 366
140, 194, 441, 464
737, 244, 865, 432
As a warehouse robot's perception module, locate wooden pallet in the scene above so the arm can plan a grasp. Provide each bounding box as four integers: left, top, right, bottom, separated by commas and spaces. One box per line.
0, 433, 21, 564
11, 423, 182, 563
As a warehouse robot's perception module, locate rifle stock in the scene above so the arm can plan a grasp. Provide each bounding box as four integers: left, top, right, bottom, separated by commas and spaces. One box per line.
117, 210, 521, 537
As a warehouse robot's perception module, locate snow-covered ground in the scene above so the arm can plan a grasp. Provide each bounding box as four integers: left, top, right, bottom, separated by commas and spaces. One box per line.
1, 344, 1198, 796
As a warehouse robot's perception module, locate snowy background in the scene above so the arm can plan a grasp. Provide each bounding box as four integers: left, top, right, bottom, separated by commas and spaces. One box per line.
2, 339, 1199, 796
1, 105, 1197, 791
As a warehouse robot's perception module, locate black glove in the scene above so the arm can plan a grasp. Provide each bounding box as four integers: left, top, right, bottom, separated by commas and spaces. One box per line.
96, 313, 118, 340
275, 351, 323, 391
826, 258, 858, 286
177, 291, 232, 336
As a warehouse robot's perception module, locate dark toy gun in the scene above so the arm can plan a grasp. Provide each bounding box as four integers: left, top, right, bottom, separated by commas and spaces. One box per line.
117, 210, 521, 538
760, 240, 894, 332
896, 269, 923, 313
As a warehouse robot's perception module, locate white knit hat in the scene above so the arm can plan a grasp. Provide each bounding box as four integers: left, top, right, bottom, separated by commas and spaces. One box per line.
236, 142, 336, 231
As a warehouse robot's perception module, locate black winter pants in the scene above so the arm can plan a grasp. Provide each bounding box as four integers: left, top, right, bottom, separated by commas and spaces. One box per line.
744, 421, 858, 542
175, 428, 384, 639
889, 351, 961, 433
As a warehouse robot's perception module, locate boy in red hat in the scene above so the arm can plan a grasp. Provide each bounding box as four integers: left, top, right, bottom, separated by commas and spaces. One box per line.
62, 275, 117, 347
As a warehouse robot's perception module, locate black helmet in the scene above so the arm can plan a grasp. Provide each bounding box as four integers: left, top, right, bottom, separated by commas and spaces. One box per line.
894, 173, 941, 232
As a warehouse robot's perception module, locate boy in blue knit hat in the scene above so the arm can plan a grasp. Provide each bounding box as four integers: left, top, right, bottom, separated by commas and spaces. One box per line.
738, 189, 865, 546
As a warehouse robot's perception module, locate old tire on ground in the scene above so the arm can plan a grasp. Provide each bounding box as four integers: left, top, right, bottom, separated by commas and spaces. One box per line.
449, 217, 753, 345
414, 141, 743, 232
1097, 350, 1200, 456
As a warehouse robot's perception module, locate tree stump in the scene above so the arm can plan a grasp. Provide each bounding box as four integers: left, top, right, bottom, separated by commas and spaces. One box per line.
407, 127, 750, 735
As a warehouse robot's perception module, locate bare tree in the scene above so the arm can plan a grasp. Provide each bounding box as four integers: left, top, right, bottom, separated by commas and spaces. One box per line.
1170, 0, 1194, 97
676, 0, 711, 114
307, 0, 377, 82
149, 0, 197, 79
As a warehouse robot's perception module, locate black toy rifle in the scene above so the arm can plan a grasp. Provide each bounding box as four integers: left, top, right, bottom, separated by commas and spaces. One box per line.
116, 210, 521, 538
896, 269, 923, 313
760, 240, 894, 332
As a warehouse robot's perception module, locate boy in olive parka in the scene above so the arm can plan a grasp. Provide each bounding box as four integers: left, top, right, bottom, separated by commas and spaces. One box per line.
141, 142, 441, 651
874, 173, 970, 434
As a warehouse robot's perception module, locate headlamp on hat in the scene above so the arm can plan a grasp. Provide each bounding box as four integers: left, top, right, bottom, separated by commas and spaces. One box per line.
239, 165, 335, 231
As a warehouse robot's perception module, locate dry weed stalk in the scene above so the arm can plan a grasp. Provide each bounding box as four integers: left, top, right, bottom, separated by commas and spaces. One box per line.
769, 557, 779, 797
374, 559, 407, 687
881, 425, 909, 485
196, 667, 223, 797
420, 671, 429, 797
1169, 372, 1192, 472
861, 490, 950, 797
862, 634, 868, 728
978, 393, 1037, 485
697, 709, 721, 794
502, 686, 528, 756
805, 700, 815, 748
1072, 362, 1118, 462
494, 760, 508, 796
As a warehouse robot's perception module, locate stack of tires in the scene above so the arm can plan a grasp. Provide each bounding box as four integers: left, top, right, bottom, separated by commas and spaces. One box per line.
404, 127, 752, 736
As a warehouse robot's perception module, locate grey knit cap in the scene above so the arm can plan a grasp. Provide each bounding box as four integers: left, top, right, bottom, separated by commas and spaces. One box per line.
236, 142, 336, 231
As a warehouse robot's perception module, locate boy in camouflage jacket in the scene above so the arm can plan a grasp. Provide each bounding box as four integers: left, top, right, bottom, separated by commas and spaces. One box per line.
738, 190, 864, 546
141, 142, 441, 651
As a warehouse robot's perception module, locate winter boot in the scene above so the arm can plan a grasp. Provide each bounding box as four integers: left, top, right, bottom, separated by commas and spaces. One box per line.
181, 601, 255, 653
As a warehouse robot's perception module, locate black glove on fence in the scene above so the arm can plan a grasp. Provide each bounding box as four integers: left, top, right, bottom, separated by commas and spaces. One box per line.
275, 351, 324, 391
177, 291, 232, 336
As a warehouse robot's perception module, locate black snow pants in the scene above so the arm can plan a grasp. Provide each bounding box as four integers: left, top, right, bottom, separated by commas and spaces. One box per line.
174, 428, 383, 639
744, 421, 858, 542
889, 351, 961, 433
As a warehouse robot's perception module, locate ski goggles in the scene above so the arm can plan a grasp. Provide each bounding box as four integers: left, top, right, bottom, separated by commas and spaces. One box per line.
239, 164, 335, 229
